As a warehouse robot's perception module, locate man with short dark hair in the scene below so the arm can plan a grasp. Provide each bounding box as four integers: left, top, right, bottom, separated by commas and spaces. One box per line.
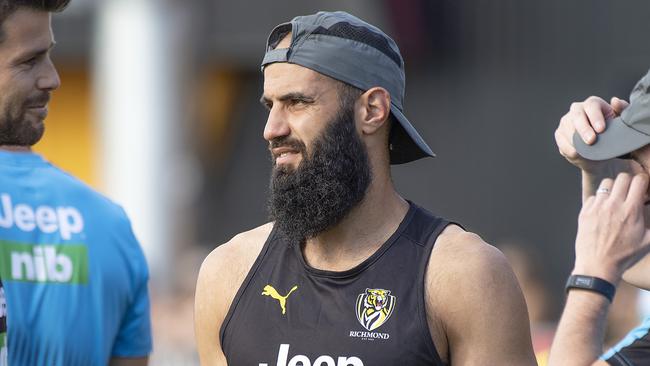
550, 69, 650, 365
195, 11, 536, 366
0, 1, 152, 365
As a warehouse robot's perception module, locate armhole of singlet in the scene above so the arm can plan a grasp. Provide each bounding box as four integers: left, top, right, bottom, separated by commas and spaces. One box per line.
417, 218, 456, 366
605, 353, 634, 366
219, 225, 279, 353
603, 316, 650, 365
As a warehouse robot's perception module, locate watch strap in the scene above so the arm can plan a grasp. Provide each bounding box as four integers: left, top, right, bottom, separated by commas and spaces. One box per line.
565, 274, 616, 302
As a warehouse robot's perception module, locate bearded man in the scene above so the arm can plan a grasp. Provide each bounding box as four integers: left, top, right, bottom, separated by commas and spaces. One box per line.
195, 11, 536, 366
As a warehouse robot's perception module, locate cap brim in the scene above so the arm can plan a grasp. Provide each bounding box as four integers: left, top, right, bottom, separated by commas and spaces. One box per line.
573, 116, 650, 161
389, 104, 435, 164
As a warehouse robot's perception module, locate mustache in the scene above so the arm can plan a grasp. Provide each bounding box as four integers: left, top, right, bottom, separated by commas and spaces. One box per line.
269, 136, 307, 154
24, 93, 50, 107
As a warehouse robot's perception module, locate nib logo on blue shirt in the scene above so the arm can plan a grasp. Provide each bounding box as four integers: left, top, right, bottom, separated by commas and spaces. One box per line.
0, 242, 88, 284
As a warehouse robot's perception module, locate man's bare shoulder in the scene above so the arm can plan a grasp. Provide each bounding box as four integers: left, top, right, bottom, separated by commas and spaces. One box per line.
196, 222, 273, 314
200, 222, 274, 284
425, 225, 535, 364
426, 224, 524, 332
195, 223, 274, 363
425, 226, 512, 341
429, 224, 509, 278
427, 225, 516, 305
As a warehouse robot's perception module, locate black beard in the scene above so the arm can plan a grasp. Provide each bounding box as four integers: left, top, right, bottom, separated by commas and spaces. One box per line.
267, 103, 372, 246
0, 112, 44, 146
0, 94, 48, 146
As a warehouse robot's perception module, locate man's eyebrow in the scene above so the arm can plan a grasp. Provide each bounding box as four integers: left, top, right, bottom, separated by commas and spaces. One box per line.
278, 92, 315, 102
15, 41, 56, 61
259, 92, 316, 105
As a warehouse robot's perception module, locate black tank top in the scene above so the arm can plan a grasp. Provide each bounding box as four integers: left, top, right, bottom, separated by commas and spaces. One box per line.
221, 202, 450, 366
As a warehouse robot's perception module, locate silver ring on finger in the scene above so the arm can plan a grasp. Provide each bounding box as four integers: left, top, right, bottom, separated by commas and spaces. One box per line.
596, 187, 611, 195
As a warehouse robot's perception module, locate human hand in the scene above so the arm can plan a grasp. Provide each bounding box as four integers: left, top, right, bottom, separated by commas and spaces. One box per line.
555, 96, 632, 175
573, 173, 650, 284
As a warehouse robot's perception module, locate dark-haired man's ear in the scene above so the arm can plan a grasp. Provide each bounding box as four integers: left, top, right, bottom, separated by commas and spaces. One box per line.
358, 87, 391, 135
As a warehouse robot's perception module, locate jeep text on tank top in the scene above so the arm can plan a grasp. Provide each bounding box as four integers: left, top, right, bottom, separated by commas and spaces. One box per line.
221, 202, 450, 366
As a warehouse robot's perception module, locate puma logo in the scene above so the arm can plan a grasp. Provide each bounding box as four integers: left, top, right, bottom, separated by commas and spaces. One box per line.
262, 284, 298, 315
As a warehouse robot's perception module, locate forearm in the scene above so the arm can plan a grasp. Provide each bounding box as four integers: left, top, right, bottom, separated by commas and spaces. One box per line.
548, 291, 610, 366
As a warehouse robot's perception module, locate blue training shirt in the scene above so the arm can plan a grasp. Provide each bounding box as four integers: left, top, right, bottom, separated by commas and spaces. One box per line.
0, 150, 152, 366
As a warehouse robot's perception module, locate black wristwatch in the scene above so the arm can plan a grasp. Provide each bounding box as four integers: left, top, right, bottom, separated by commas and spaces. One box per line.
565, 274, 616, 302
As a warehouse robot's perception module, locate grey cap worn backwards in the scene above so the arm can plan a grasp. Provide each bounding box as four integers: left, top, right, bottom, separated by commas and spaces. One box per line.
261, 11, 435, 165
574, 69, 650, 161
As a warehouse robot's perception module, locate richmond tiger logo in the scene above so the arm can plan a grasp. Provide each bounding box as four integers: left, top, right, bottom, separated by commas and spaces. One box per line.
355, 288, 396, 331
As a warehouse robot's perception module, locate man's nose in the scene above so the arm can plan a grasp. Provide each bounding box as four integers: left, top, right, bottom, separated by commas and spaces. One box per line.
36, 57, 61, 92
263, 106, 290, 142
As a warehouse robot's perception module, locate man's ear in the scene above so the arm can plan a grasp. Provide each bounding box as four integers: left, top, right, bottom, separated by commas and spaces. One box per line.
357, 87, 391, 135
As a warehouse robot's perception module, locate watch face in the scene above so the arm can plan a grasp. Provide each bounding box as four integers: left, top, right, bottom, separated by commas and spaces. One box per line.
574, 275, 595, 288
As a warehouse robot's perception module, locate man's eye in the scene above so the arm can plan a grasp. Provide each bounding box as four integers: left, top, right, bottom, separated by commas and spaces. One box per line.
290, 99, 308, 106
23, 57, 37, 67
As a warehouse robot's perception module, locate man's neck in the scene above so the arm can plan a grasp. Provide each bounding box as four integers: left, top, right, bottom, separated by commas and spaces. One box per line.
0, 145, 31, 152
302, 176, 409, 272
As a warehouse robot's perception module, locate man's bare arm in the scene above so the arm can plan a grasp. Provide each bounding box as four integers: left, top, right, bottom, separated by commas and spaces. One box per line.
195, 244, 233, 366
548, 291, 611, 366
194, 224, 272, 366
548, 174, 650, 366
427, 228, 537, 365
